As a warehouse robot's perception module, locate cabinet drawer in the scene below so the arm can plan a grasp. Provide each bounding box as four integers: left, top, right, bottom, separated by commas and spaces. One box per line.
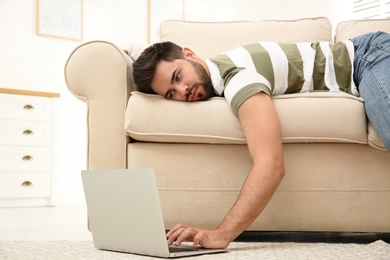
0, 94, 53, 121
0, 120, 52, 146
0, 146, 51, 171
0, 173, 51, 198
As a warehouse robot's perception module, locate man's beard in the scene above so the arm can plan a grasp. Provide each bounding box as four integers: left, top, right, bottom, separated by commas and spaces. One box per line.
188, 59, 216, 101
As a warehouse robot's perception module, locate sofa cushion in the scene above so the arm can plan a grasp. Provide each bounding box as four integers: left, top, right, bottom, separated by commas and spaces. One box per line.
159, 17, 332, 59
368, 123, 387, 150
336, 19, 390, 42
125, 91, 368, 145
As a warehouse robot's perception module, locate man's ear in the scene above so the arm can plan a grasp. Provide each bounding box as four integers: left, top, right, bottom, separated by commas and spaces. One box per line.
182, 48, 198, 61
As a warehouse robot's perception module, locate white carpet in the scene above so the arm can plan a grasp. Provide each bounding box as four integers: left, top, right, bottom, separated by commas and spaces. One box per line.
1, 240, 389, 259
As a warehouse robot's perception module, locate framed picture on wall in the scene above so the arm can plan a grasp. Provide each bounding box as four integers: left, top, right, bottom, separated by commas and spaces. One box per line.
36, 0, 83, 41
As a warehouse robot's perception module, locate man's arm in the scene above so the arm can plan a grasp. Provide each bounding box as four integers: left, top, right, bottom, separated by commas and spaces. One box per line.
166, 92, 285, 248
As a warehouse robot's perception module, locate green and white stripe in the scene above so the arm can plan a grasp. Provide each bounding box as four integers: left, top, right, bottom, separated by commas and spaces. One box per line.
208, 40, 357, 115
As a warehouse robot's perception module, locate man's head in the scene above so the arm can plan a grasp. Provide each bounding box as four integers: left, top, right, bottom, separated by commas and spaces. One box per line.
133, 41, 216, 102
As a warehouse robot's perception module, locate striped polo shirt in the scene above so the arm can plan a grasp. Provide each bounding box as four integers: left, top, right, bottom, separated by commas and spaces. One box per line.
206, 40, 357, 115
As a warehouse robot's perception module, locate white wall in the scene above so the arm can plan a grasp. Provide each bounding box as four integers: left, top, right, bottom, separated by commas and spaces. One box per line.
0, 0, 349, 205
0, 0, 147, 205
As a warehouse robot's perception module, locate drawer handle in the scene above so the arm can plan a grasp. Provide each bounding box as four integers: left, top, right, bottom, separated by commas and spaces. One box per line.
22, 181, 33, 187
23, 104, 34, 110
22, 155, 33, 161
23, 129, 34, 135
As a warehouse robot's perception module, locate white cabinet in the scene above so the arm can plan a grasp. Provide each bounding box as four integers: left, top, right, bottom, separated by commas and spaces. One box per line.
0, 88, 59, 207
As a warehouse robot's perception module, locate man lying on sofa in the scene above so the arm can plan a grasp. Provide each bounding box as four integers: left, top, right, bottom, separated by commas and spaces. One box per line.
132, 31, 390, 249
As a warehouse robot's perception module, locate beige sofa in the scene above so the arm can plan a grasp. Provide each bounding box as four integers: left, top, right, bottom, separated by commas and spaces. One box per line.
65, 17, 390, 233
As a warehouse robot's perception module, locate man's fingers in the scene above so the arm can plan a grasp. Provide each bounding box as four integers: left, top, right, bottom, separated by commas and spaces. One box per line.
167, 225, 195, 245
167, 224, 187, 243
167, 223, 188, 237
167, 225, 229, 249
193, 231, 206, 248
175, 227, 197, 246
167, 227, 185, 245
167, 225, 202, 246
166, 224, 210, 248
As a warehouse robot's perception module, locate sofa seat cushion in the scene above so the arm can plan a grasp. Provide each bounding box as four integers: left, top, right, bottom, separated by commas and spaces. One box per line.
125, 91, 371, 145
368, 123, 387, 150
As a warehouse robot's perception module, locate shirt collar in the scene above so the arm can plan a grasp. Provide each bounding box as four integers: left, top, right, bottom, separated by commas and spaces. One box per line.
205, 59, 224, 96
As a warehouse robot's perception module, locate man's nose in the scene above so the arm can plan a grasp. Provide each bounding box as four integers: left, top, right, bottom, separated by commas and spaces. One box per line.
177, 83, 189, 97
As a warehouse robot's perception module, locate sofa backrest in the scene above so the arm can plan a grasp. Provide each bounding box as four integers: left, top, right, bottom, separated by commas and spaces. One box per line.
159, 17, 332, 59
336, 18, 390, 42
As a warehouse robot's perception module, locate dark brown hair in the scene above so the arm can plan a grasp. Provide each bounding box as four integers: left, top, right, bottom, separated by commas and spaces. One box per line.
132, 42, 184, 94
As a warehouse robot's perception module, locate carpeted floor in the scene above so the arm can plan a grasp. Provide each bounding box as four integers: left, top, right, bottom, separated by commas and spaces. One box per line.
1, 240, 389, 259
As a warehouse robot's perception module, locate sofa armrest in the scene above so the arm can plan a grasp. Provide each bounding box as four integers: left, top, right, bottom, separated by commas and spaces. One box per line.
64, 41, 134, 170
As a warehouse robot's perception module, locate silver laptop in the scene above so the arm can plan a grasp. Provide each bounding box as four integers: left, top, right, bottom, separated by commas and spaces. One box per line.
81, 168, 228, 258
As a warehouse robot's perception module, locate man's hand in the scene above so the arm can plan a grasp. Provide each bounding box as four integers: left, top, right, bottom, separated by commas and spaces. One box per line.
166, 223, 231, 249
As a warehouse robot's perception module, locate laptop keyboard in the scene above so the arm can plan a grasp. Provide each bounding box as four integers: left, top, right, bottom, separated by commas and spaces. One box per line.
169, 247, 201, 253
